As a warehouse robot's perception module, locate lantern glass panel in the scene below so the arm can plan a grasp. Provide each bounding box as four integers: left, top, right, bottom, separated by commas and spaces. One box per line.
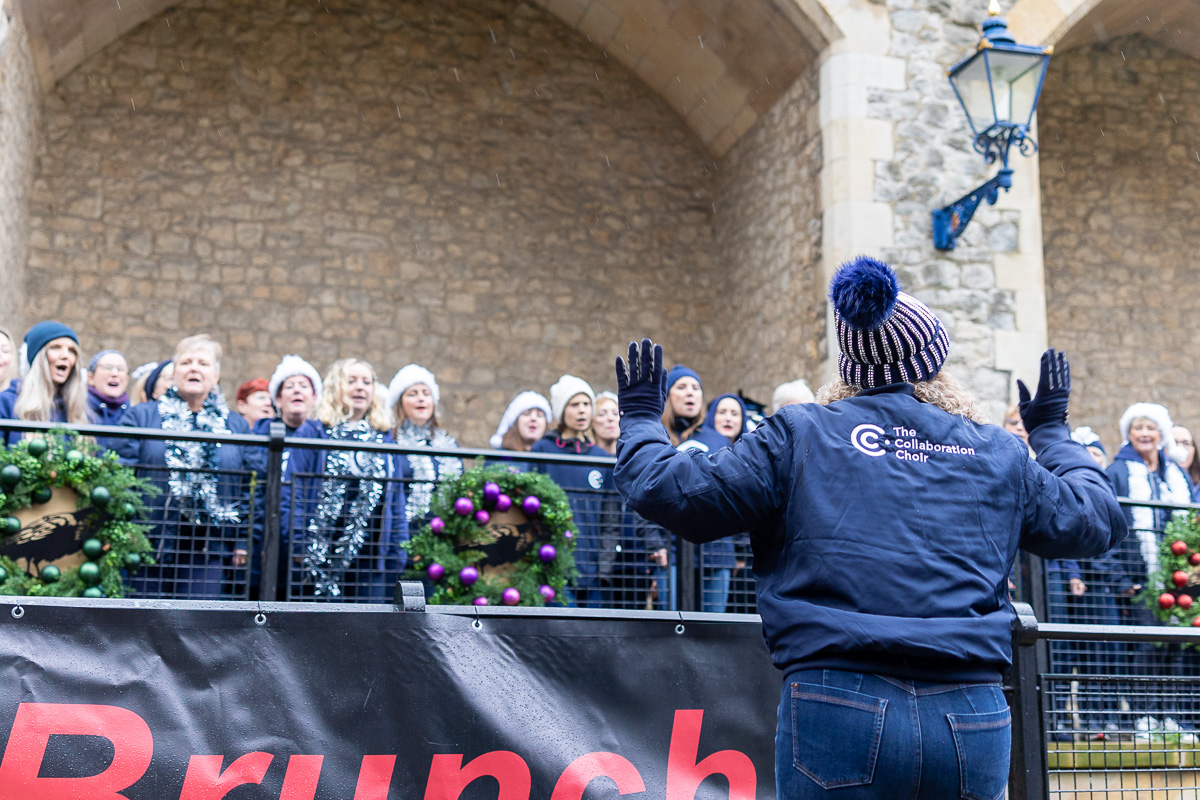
948, 53, 994, 134
984, 49, 1048, 126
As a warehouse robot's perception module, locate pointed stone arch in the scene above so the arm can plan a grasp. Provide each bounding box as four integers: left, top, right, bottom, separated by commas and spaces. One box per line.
1011, 0, 1200, 55
1026, 0, 1200, 445
16, 0, 840, 155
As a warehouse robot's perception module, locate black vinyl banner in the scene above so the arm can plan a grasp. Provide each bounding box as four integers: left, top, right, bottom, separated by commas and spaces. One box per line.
0, 600, 780, 800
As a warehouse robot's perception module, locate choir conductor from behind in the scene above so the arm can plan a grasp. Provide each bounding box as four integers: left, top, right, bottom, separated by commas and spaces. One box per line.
612, 256, 1127, 799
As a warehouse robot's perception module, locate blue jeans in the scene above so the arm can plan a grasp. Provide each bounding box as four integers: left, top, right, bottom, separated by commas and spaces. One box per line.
702, 567, 731, 613
777, 669, 1010, 800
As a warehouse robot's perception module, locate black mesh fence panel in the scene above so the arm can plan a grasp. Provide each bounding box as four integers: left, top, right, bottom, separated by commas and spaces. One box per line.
1044, 502, 1190, 677
1044, 670, 1200, 798
282, 471, 406, 603
125, 465, 255, 600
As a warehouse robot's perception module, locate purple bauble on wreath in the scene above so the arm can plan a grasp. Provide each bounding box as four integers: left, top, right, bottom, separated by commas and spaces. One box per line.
454, 497, 474, 516
459, 566, 479, 586
427, 563, 445, 581
473, 596, 489, 606
564, 531, 573, 539
429, 516, 446, 534
475, 510, 490, 525
502, 587, 521, 606
483, 482, 501, 503
539, 585, 556, 602
495, 493, 512, 512
538, 544, 557, 563
521, 495, 541, 515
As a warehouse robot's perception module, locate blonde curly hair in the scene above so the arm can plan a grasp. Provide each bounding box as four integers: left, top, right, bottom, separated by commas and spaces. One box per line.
316, 358, 392, 431
816, 372, 988, 424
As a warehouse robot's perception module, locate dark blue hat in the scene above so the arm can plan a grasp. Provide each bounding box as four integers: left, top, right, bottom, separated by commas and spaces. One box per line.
88, 349, 123, 373
667, 365, 702, 393
144, 359, 173, 397
23, 321, 78, 369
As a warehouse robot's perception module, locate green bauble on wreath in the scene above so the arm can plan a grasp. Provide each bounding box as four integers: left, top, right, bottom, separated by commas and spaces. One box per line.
0, 433, 156, 598
404, 464, 579, 606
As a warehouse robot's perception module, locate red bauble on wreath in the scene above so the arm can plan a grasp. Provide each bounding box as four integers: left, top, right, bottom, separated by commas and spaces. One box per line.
1149, 514, 1200, 627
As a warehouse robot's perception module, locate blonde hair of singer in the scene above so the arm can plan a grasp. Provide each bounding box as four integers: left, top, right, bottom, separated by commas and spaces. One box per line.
14, 340, 91, 425
816, 372, 988, 424
172, 333, 223, 370
316, 358, 392, 431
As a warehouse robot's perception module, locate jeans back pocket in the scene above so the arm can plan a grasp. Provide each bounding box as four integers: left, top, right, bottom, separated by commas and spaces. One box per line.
947, 707, 1011, 800
790, 682, 887, 789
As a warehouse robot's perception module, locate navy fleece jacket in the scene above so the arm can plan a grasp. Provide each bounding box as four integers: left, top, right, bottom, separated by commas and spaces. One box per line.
615, 382, 1127, 681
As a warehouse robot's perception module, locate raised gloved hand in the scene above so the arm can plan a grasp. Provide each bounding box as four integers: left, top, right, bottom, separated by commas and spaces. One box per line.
615, 338, 666, 418
1017, 348, 1071, 432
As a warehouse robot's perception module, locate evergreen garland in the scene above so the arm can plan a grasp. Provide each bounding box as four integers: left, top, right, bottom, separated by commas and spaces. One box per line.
404, 463, 578, 606
0, 433, 156, 597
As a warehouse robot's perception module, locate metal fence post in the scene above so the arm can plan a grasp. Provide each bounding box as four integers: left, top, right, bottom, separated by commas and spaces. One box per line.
259, 422, 286, 601
1009, 601, 1045, 800
1024, 552, 1048, 627
678, 537, 697, 612
395, 580, 427, 612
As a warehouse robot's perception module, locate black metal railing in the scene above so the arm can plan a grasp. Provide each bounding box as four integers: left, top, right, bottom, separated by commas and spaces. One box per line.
1010, 603, 1200, 799
0, 419, 757, 611
1031, 495, 1200, 680
14, 416, 1200, 796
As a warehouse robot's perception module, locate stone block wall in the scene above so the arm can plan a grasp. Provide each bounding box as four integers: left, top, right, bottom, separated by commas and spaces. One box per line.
0, 1, 37, 334
24, 0, 724, 445
712, 64, 823, 408
873, 0, 1029, 423
1040, 35, 1200, 452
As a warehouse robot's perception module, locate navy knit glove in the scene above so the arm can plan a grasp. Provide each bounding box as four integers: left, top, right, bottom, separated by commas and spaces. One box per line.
615, 338, 666, 418
1017, 349, 1071, 432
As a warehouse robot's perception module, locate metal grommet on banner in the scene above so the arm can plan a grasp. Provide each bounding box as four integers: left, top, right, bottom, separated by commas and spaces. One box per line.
675, 624, 685, 635
254, 612, 267, 626
472, 607, 482, 631
10, 606, 24, 619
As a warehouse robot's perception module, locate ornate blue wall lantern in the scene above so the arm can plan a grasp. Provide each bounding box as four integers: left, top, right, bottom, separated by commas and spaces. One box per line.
932, 0, 1052, 250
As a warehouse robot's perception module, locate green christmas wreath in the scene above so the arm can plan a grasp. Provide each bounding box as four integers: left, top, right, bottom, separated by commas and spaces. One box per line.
1147, 512, 1200, 626
0, 432, 155, 598
404, 464, 578, 606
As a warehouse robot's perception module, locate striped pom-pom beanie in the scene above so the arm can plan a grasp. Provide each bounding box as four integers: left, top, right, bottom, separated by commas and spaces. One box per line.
830, 256, 950, 389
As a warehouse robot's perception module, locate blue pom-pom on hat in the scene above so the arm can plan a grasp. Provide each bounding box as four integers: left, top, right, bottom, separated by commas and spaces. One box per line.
829, 256, 899, 329
830, 256, 950, 389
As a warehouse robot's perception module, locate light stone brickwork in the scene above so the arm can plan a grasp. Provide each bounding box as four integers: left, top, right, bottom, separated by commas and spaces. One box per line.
869, 0, 1039, 423
0, 2, 37, 331
24, 0, 725, 446
713, 63, 824, 407
1040, 35, 1200, 452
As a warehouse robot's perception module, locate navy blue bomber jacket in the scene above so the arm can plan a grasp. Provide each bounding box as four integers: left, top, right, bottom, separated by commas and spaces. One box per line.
615, 382, 1127, 682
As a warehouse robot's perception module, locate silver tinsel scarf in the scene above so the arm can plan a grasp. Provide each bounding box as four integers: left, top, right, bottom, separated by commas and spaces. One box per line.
303, 420, 387, 597
394, 419, 462, 523
158, 387, 241, 525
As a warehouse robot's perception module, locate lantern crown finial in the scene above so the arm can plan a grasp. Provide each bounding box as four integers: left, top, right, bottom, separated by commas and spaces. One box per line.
988, 0, 1001, 16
